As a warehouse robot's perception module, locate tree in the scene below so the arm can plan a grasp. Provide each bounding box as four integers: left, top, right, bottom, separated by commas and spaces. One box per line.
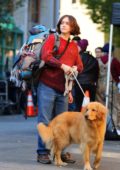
0, 0, 24, 30
80, 0, 120, 45
0, 0, 24, 15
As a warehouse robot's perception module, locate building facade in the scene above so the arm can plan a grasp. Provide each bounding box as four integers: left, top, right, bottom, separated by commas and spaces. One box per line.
14, 0, 60, 41
0, 0, 60, 79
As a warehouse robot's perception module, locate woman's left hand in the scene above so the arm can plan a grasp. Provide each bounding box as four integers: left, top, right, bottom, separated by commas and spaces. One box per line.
68, 92, 73, 103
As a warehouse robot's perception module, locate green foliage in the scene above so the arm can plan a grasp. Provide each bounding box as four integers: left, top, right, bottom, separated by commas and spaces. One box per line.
0, 16, 14, 31
0, 0, 24, 15
80, 0, 120, 31
0, 0, 24, 31
80, 0, 120, 46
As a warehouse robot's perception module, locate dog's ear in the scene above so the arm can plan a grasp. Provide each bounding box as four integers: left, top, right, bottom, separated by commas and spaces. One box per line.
97, 111, 105, 120
97, 103, 108, 120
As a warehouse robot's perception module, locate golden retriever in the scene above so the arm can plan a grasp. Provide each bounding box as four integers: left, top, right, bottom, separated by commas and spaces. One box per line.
37, 102, 108, 170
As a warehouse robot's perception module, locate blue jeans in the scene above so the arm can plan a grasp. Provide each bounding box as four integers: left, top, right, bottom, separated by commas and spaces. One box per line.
37, 82, 68, 155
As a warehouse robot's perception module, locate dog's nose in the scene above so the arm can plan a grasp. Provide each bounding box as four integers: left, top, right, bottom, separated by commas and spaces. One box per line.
85, 115, 88, 119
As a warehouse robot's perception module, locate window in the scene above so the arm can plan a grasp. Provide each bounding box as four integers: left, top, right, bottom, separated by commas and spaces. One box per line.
17, 34, 23, 49
5, 32, 14, 48
30, 0, 40, 23
0, 48, 2, 63
72, 0, 76, 3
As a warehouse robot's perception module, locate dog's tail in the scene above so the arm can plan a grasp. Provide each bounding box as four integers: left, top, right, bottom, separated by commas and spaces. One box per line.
37, 123, 53, 149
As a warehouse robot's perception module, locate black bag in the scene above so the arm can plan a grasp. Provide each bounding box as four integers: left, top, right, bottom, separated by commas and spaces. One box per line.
105, 114, 120, 140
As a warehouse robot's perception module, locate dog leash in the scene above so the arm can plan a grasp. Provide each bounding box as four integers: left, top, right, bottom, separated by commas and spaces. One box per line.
71, 70, 86, 97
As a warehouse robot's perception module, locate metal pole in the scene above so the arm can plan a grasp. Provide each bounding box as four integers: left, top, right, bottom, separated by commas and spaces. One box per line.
105, 24, 114, 108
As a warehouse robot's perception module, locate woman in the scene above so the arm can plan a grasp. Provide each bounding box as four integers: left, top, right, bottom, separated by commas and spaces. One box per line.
37, 15, 83, 164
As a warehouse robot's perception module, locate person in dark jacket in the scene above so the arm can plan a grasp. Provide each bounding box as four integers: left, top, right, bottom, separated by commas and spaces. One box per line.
111, 57, 120, 129
74, 39, 99, 111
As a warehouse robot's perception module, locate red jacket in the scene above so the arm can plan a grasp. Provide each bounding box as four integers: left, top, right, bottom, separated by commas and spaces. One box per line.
111, 58, 120, 83
39, 34, 83, 92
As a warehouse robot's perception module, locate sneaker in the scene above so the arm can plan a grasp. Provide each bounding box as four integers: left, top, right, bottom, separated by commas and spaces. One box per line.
61, 152, 76, 164
37, 154, 51, 164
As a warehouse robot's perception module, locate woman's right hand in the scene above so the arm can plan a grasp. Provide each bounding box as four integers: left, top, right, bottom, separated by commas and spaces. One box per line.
61, 64, 72, 75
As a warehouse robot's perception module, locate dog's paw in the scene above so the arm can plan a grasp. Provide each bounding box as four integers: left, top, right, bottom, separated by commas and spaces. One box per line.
84, 164, 93, 170
54, 160, 67, 167
93, 159, 100, 169
61, 161, 68, 166
93, 163, 100, 169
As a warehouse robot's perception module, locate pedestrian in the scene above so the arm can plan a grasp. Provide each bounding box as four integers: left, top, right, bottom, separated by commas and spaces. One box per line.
74, 39, 99, 111
111, 57, 120, 130
95, 47, 103, 58
37, 14, 83, 164
96, 43, 114, 104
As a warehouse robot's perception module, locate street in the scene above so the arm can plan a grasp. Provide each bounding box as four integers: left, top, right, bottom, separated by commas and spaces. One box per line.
0, 115, 120, 170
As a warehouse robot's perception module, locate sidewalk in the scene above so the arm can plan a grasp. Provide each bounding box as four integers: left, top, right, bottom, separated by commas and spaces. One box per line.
0, 115, 120, 170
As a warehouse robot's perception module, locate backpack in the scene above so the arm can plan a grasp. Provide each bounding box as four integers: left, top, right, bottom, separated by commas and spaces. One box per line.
10, 25, 60, 91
